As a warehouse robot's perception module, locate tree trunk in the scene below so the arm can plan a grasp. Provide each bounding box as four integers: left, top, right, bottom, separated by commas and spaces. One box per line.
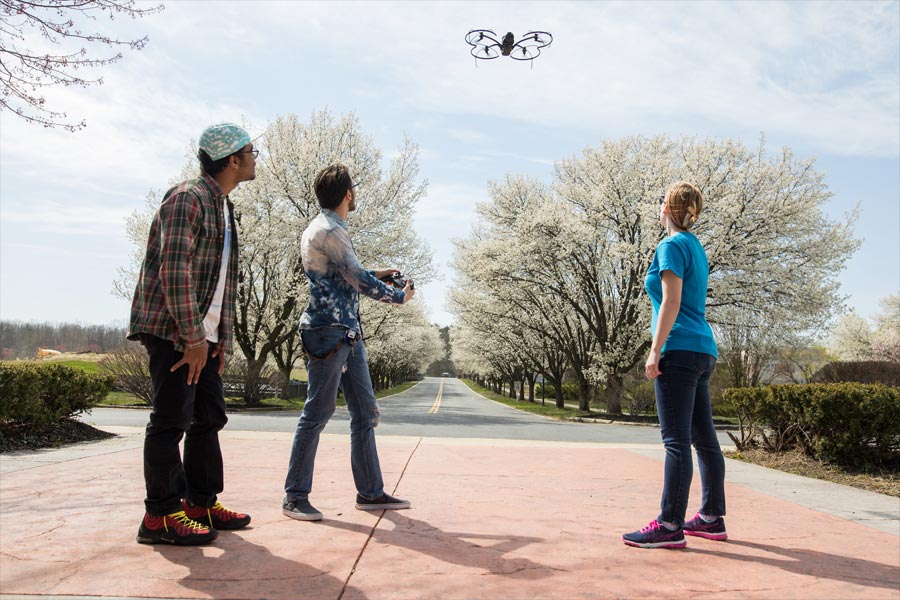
604, 372, 624, 416
548, 377, 564, 408
278, 365, 292, 399
526, 374, 534, 403
577, 377, 591, 412
243, 356, 266, 406
508, 378, 516, 399
518, 378, 526, 401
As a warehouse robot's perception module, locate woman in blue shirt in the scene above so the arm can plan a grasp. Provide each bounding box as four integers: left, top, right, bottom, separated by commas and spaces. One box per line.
622, 182, 727, 549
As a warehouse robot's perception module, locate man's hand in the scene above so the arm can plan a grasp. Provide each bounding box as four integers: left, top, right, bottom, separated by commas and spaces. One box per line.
375, 268, 400, 281
402, 278, 416, 303
211, 343, 226, 375
171, 342, 208, 385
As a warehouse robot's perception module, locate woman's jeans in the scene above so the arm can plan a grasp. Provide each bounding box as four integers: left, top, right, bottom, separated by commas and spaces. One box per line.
142, 334, 227, 516
654, 350, 726, 527
284, 327, 384, 501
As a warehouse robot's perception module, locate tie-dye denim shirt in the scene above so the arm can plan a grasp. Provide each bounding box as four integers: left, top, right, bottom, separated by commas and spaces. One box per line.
299, 209, 406, 333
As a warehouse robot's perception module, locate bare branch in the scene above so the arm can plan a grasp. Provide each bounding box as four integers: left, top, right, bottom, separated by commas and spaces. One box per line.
0, 0, 163, 130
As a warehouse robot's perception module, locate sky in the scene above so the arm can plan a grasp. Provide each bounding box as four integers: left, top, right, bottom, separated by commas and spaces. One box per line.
1, 1, 898, 333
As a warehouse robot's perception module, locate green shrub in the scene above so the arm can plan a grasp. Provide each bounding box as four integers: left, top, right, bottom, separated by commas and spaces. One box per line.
537, 382, 580, 403
799, 383, 900, 469
623, 380, 656, 416
812, 361, 900, 387
711, 392, 736, 417
0, 362, 114, 425
722, 386, 771, 450
722, 383, 900, 468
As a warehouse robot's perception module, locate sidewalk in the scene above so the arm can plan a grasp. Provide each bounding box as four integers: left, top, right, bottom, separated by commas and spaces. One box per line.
1, 427, 898, 600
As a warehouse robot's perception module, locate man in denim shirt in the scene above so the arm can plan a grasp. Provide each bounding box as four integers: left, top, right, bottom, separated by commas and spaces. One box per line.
283, 163, 416, 521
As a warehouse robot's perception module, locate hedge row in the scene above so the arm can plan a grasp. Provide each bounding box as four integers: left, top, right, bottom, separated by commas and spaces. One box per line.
812, 361, 900, 387
723, 383, 900, 469
0, 362, 115, 425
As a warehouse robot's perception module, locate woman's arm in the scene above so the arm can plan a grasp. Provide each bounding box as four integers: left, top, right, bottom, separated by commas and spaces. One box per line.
645, 270, 683, 379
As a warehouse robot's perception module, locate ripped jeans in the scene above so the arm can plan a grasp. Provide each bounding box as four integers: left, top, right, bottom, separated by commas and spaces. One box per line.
284, 326, 385, 501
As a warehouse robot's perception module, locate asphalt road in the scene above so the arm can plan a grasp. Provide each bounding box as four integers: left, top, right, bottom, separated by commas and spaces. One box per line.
80, 377, 735, 446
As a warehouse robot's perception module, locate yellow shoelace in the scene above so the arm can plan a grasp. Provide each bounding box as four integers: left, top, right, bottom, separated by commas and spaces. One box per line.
208, 501, 238, 519
164, 510, 206, 532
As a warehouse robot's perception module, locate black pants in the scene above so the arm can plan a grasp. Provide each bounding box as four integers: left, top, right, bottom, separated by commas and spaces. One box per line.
141, 334, 228, 516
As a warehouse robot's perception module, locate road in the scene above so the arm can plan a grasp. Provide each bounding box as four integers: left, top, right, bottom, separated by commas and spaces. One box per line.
80, 376, 734, 446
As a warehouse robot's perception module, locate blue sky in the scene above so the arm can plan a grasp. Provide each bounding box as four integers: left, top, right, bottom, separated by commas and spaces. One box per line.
1, 1, 898, 331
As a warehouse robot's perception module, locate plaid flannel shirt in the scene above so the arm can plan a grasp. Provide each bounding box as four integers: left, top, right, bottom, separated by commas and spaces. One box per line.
127, 174, 239, 352
299, 209, 406, 333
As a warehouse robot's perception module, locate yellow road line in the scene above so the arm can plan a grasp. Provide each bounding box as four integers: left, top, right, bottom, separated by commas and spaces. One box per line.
427, 381, 444, 414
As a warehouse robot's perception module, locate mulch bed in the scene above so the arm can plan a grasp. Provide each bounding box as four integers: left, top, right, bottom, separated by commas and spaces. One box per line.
0, 418, 115, 454
726, 448, 900, 497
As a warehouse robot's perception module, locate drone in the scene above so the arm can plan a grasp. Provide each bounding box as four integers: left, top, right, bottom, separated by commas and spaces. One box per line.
465, 29, 553, 62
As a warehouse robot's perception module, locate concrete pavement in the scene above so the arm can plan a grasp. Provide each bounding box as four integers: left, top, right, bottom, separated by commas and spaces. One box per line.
1, 426, 898, 600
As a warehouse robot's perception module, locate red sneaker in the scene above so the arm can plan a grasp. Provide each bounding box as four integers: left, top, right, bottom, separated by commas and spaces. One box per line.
183, 500, 251, 530
136, 510, 218, 545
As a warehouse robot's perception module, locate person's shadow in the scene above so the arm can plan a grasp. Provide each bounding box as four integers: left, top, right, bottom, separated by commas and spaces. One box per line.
322, 510, 557, 579
154, 530, 368, 600
689, 539, 899, 592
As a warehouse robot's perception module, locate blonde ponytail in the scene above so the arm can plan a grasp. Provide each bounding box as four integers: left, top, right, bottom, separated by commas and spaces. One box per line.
666, 182, 703, 230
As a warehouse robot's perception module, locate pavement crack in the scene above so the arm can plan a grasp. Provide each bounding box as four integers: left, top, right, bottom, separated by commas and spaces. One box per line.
337, 436, 423, 600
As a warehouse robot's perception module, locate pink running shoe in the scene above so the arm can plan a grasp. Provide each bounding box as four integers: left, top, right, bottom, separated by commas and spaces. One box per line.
683, 513, 728, 541
622, 519, 686, 549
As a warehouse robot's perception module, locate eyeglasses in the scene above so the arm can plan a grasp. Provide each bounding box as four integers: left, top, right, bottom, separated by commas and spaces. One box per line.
239, 149, 259, 158
658, 194, 666, 206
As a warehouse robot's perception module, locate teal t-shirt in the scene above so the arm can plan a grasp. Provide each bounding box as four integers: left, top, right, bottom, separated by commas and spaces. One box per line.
644, 232, 718, 358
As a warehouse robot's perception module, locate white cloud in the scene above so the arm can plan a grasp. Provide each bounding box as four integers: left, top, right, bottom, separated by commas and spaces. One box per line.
1, 199, 132, 237
227, 0, 899, 157
414, 182, 489, 226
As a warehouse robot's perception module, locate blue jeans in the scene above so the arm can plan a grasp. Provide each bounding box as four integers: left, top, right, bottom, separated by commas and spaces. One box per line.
654, 350, 726, 527
284, 327, 384, 501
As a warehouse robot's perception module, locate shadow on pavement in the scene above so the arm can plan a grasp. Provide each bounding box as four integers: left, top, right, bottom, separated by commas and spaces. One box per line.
322, 510, 556, 579
153, 531, 367, 600
690, 539, 899, 591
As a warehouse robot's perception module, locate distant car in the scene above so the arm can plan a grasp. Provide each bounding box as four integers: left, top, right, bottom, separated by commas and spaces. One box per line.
441, 372, 451, 377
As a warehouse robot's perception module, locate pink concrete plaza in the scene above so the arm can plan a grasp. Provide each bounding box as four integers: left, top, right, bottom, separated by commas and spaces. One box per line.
1, 430, 898, 600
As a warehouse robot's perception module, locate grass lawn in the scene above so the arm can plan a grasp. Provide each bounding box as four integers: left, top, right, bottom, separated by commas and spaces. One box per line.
461, 379, 588, 420
54, 360, 103, 374
102, 391, 145, 406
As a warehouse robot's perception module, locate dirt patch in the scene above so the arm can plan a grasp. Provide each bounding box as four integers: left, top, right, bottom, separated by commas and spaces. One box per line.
0, 418, 115, 453
726, 448, 900, 497
41, 352, 108, 362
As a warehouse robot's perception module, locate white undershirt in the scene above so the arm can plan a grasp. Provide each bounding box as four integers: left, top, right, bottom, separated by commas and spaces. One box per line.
203, 199, 231, 343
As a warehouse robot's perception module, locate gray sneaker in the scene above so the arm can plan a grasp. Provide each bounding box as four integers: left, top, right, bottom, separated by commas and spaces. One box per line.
355, 493, 411, 511
282, 498, 323, 521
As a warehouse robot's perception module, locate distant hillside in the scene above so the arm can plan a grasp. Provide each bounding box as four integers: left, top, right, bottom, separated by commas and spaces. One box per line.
0, 321, 128, 360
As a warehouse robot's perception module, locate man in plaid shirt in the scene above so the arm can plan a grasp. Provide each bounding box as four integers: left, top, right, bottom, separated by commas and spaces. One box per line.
128, 123, 257, 546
